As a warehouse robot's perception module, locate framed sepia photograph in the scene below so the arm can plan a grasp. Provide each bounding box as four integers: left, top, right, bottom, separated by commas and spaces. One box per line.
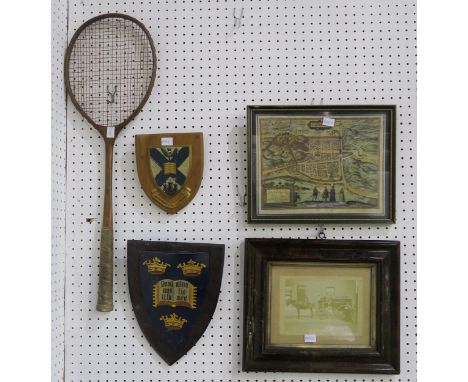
243, 238, 400, 374
247, 105, 396, 223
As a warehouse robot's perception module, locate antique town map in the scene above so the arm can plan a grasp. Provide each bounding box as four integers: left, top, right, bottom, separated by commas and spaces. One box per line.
256, 115, 385, 215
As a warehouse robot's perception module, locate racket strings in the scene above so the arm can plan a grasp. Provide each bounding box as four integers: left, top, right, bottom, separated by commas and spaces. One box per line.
68, 18, 154, 127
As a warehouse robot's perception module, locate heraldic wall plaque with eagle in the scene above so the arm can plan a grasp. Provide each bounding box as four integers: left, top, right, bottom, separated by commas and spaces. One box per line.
127, 240, 225, 365
135, 133, 204, 213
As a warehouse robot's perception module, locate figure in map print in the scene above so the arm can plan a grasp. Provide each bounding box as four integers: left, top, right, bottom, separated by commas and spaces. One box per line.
257, 116, 385, 214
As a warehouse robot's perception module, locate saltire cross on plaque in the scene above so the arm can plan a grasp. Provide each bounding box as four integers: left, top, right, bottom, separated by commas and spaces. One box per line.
135, 133, 204, 214
149, 146, 189, 196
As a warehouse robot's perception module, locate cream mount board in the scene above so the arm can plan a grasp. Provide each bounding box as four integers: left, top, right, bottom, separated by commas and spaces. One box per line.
56, 1, 417, 381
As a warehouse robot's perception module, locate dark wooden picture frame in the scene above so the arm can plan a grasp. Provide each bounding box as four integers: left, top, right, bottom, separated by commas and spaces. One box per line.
243, 238, 400, 374
247, 105, 396, 224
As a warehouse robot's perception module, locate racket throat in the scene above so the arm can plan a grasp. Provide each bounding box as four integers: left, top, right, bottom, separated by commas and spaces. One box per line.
102, 140, 115, 227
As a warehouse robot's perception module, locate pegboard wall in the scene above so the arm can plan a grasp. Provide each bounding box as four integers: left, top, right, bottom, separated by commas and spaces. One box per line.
60, 1, 416, 381
51, 0, 68, 380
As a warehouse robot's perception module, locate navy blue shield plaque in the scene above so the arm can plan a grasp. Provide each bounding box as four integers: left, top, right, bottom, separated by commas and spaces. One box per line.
127, 240, 225, 365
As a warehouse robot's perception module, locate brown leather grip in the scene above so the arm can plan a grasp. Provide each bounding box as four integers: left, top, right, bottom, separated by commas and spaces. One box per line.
96, 226, 114, 311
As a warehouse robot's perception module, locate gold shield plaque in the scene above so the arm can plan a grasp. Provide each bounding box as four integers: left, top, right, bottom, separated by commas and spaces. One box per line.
135, 133, 204, 213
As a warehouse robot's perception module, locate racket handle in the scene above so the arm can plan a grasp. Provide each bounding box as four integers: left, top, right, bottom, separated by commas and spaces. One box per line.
96, 226, 114, 311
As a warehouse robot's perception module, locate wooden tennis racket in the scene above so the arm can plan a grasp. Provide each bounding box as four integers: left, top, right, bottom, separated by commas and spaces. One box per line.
65, 14, 156, 311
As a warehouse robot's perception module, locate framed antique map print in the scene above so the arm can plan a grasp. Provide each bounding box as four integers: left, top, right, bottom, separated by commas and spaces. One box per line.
243, 238, 400, 374
247, 105, 396, 223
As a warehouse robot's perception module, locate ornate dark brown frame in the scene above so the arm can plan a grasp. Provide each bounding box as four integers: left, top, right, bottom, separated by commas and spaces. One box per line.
243, 238, 400, 374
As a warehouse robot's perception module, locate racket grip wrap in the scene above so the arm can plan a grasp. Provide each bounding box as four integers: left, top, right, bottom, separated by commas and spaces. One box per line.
96, 227, 114, 312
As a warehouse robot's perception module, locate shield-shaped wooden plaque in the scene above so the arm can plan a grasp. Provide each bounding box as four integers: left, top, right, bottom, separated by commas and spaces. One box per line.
135, 133, 203, 213
127, 240, 225, 365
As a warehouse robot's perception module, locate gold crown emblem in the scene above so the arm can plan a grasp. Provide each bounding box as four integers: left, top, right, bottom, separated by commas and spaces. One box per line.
177, 259, 206, 277
160, 313, 187, 331
143, 257, 170, 275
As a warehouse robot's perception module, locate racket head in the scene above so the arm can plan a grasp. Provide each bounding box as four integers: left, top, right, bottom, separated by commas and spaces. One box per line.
64, 13, 156, 139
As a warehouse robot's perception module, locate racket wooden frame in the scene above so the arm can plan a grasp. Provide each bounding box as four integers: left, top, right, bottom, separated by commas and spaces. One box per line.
64, 13, 157, 312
